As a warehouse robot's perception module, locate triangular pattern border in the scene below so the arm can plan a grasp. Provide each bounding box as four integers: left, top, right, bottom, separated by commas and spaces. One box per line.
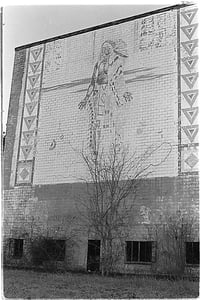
25, 102, 38, 115
22, 130, 35, 144
182, 125, 199, 143
31, 48, 43, 61
182, 90, 198, 107
182, 73, 198, 89
29, 61, 41, 74
181, 24, 198, 40
181, 39, 198, 56
24, 116, 36, 130
181, 8, 198, 24
182, 55, 198, 72
21, 145, 33, 160
182, 107, 198, 124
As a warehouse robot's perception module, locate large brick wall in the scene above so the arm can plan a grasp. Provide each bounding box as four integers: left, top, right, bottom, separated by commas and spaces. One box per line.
3, 4, 199, 273
4, 49, 27, 189
6, 7, 198, 187
3, 175, 199, 272
33, 10, 179, 184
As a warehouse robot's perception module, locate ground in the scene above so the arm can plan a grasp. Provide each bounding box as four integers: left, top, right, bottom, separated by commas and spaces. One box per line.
3, 268, 199, 299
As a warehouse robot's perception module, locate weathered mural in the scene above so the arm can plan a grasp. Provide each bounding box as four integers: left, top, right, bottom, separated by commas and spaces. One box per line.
9, 7, 198, 186
78, 39, 132, 149
4, 5, 199, 276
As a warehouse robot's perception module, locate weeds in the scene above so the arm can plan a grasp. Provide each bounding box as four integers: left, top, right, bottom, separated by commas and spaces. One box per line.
3, 268, 199, 299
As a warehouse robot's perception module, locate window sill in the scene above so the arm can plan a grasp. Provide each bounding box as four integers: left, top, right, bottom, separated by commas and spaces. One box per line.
186, 263, 199, 268
125, 261, 152, 265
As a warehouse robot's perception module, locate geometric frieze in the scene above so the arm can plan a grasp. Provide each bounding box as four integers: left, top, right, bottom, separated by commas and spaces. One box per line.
182, 55, 198, 72
182, 107, 198, 124
182, 73, 198, 89
31, 48, 43, 61
182, 125, 199, 143
29, 61, 41, 73
28, 74, 40, 88
15, 44, 44, 185
22, 130, 35, 144
185, 152, 198, 169
181, 24, 198, 40
26, 102, 37, 115
27, 89, 39, 101
24, 116, 36, 130
181, 39, 198, 56
182, 90, 198, 107
181, 146, 199, 172
21, 145, 32, 160
180, 6, 199, 174
20, 168, 29, 180
181, 8, 198, 24
16, 161, 32, 184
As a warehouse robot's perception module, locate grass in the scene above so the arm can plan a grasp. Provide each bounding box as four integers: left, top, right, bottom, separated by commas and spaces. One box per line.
3, 268, 199, 299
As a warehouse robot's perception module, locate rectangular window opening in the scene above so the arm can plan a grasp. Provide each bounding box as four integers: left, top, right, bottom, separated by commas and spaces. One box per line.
13, 239, 24, 259
186, 242, 199, 265
126, 241, 153, 263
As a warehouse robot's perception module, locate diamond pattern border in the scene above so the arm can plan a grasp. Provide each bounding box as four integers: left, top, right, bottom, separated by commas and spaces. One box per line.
16, 45, 44, 185
179, 6, 199, 174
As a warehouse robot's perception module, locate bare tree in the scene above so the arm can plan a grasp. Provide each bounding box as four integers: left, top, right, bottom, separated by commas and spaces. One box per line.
78, 137, 172, 275
3, 212, 79, 271
149, 210, 197, 278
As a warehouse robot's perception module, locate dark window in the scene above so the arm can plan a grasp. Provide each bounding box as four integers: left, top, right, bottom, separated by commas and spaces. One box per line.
126, 241, 153, 263
13, 239, 23, 258
186, 242, 199, 265
46, 240, 65, 261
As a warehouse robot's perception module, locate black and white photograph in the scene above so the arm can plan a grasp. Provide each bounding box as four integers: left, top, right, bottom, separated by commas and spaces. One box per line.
1, 1, 199, 298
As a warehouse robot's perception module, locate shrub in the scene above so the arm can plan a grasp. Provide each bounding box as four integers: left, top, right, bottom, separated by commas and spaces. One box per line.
30, 237, 65, 268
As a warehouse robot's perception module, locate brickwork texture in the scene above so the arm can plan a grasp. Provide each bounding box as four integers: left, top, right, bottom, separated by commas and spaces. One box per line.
3, 5, 199, 274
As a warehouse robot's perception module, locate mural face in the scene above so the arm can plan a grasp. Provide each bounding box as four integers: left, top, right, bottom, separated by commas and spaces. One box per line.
11, 9, 195, 185
78, 39, 133, 149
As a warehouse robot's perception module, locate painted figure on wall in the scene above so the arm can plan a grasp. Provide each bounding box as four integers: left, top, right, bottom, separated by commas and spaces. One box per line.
78, 39, 132, 150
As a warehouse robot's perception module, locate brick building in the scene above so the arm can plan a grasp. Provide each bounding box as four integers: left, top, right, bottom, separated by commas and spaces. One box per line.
3, 4, 199, 274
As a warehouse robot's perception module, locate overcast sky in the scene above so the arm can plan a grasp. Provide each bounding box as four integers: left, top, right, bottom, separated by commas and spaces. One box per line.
3, 3, 174, 131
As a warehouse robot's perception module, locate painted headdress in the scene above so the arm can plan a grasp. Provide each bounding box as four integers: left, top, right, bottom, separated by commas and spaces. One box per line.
102, 39, 128, 58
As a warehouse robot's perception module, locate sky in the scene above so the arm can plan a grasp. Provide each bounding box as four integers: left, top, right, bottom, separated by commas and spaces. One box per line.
3, 3, 176, 131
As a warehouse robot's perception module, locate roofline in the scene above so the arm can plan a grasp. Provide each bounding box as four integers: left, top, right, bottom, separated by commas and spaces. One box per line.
15, 3, 193, 51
